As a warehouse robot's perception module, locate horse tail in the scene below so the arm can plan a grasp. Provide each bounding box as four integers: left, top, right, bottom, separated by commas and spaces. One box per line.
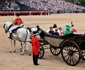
25, 29, 28, 41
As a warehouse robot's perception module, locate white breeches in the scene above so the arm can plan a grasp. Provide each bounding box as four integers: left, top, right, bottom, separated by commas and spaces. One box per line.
9, 24, 24, 33
9, 26, 19, 33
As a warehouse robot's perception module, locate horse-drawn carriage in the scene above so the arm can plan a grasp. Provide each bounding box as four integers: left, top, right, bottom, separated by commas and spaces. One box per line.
3, 22, 85, 66
38, 27, 85, 66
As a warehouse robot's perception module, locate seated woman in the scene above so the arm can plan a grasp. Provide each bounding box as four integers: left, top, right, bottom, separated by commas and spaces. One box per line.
64, 25, 72, 35
58, 27, 64, 36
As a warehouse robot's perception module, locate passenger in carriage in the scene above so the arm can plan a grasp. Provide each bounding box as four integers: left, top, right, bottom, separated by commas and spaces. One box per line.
64, 25, 72, 35
71, 21, 77, 33
49, 26, 55, 35
8, 14, 24, 39
53, 24, 57, 31
58, 27, 64, 36
54, 28, 59, 36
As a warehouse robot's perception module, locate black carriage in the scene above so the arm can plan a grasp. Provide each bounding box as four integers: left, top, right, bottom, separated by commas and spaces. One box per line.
38, 28, 85, 66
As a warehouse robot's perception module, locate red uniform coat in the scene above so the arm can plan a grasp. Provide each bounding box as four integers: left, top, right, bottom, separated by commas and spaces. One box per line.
31, 37, 40, 55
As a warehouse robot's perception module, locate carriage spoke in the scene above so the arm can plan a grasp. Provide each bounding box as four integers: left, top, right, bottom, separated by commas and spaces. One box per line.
69, 56, 72, 64
52, 48, 60, 55
70, 56, 76, 65
56, 49, 60, 53
38, 46, 44, 59
71, 54, 79, 65
39, 53, 42, 57
70, 56, 74, 65
66, 55, 70, 63
50, 46, 61, 56
63, 53, 79, 65
64, 55, 69, 60
63, 47, 70, 52
53, 49, 56, 54
39, 51, 42, 57
73, 54, 79, 60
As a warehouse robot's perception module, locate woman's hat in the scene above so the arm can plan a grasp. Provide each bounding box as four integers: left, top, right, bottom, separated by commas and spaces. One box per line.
64, 25, 71, 29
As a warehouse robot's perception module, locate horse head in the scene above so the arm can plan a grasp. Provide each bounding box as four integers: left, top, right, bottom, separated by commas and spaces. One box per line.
3, 22, 12, 33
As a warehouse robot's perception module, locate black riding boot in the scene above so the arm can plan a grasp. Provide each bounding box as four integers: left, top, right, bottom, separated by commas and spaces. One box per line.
9, 33, 12, 39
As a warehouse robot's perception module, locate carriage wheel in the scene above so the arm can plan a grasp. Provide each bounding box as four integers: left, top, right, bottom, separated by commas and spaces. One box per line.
38, 44, 44, 59
50, 45, 61, 56
61, 40, 81, 66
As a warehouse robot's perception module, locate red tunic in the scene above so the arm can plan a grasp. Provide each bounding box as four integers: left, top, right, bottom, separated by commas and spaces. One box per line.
14, 18, 22, 25
31, 37, 40, 55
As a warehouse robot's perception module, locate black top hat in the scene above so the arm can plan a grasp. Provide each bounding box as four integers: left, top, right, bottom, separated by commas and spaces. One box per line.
53, 24, 57, 28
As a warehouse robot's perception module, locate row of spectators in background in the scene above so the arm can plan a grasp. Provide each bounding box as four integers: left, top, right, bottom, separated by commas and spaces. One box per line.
20, 0, 85, 13
0, 0, 20, 10
0, 0, 85, 13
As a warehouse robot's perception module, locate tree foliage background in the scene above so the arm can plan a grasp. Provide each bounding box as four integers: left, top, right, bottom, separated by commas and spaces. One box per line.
65, 0, 85, 7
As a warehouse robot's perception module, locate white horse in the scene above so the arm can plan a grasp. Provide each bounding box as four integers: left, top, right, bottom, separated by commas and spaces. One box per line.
3, 22, 31, 55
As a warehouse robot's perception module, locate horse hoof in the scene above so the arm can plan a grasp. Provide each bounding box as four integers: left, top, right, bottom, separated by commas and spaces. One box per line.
29, 53, 31, 56
13, 51, 16, 52
9, 51, 12, 53
21, 53, 24, 55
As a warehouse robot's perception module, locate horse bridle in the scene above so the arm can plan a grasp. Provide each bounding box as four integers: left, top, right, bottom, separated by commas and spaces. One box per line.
3, 24, 13, 33
3, 24, 8, 33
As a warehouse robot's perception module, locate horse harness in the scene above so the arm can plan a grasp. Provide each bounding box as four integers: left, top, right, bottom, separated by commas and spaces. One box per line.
7, 24, 28, 41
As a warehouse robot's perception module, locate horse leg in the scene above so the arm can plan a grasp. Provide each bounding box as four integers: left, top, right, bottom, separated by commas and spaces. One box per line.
24, 42, 26, 51
9, 39, 12, 53
20, 42, 22, 52
28, 42, 32, 56
13, 40, 16, 52
26, 38, 32, 56
21, 42, 25, 55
